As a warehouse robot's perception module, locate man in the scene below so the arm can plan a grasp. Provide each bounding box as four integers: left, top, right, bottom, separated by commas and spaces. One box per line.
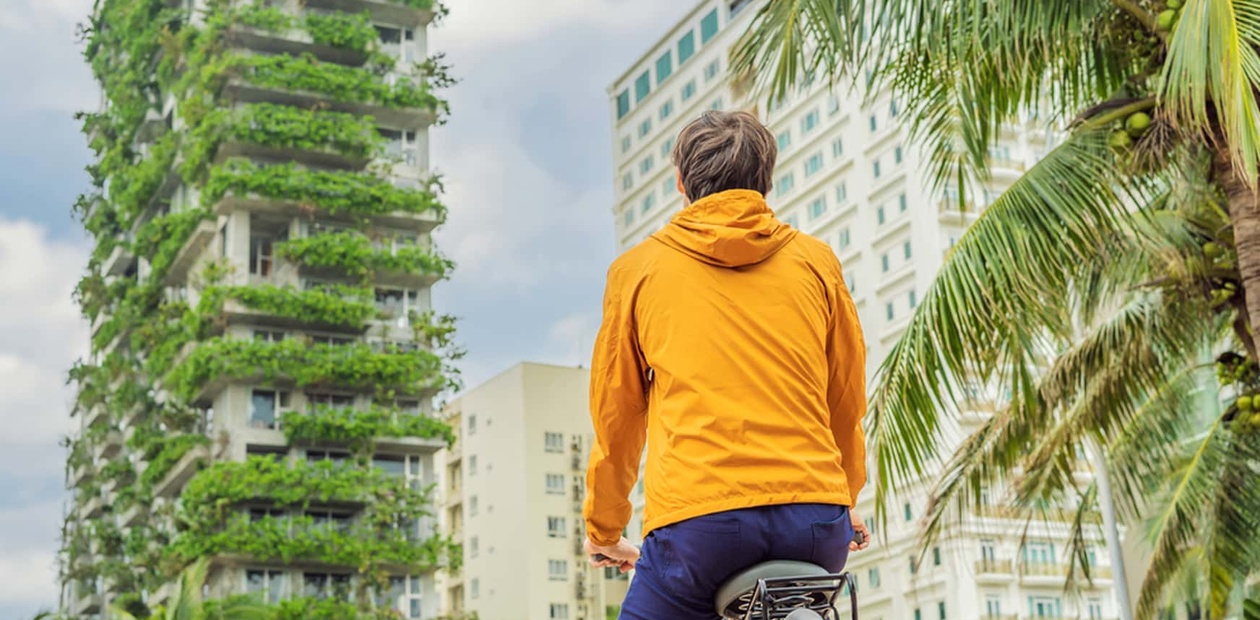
583, 110, 871, 619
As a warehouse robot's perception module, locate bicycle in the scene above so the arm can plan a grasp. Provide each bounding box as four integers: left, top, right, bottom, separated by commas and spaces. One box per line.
593, 531, 862, 620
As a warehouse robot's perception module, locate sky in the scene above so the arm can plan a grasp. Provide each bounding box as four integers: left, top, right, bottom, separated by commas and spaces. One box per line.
0, 0, 683, 614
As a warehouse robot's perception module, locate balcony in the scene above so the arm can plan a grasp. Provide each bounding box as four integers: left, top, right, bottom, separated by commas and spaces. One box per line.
163, 219, 219, 286
974, 505, 1102, 524
71, 591, 102, 616
211, 297, 368, 335
213, 137, 371, 172
303, 0, 439, 29
79, 495, 105, 520
136, 108, 168, 144
104, 245, 138, 278
118, 503, 149, 528
211, 193, 441, 234
974, 559, 1015, 582
83, 403, 109, 431
223, 78, 437, 131
373, 434, 447, 455
153, 444, 211, 499
68, 463, 93, 488
92, 431, 124, 462
224, 24, 370, 68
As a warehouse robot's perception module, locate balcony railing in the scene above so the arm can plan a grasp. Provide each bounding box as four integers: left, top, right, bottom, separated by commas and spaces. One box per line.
974, 559, 1014, 575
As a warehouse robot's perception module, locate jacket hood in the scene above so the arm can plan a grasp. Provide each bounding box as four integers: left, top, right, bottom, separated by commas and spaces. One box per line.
652, 189, 797, 268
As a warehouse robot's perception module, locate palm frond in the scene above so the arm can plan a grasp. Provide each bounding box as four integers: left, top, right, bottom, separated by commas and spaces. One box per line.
1161, 0, 1260, 184
868, 126, 1151, 527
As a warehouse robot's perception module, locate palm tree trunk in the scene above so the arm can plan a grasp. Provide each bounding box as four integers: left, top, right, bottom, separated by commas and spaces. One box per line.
1219, 147, 1260, 341
1088, 437, 1134, 620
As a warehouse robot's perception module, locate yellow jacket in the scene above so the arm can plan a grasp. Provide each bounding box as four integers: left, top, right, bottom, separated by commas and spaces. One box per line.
584, 189, 867, 546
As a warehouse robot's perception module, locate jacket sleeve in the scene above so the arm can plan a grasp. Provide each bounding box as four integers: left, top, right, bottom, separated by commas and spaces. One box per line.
827, 264, 868, 502
583, 261, 649, 546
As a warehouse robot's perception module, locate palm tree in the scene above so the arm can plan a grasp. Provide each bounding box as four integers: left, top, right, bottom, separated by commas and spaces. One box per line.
111, 558, 270, 620
732, 0, 1260, 617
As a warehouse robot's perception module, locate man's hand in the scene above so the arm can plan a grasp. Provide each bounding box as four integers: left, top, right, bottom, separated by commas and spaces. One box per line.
585, 537, 639, 573
850, 510, 871, 551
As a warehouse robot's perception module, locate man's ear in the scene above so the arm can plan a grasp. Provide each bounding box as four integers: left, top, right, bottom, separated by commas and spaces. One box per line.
675, 170, 685, 198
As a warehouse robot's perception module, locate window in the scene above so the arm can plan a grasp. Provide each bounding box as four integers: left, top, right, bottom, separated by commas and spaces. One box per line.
661, 138, 675, 158
253, 329, 285, 343
471, 578, 479, 599
710, 98, 723, 111
660, 100, 674, 120
904, 241, 912, 259
1030, 597, 1061, 619
886, 302, 895, 321
468, 414, 477, 435
938, 602, 947, 620
869, 114, 878, 132
678, 31, 696, 64
894, 145, 904, 164
640, 156, 654, 175
656, 51, 673, 84
303, 573, 351, 601
775, 173, 795, 197
623, 209, 634, 227
246, 569, 285, 604
547, 516, 566, 538
801, 110, 820, 134
785, 215, 798, 228
835, 182, 847, 203
250, 390, 289, 429
622, 173, 633, 190
909, 290, 918, 309
639, 118, 652, 138
548, 559, 569, 581
828, 95, 841, 115
469, 495, 478, 516
634, 71, 651, 103
612, 88, 627, 119
468, 455, 477, 476
469, 536, 479, 558
700, 9, 719, 43
809, 197, 826, 220
1088, 600, 1103, 620
868, 567, 880, 589
642, 193, 656, 214
682, 79, 697, 101
932, 547, 941, 566
550, 603, 570, 619
873, 160, 881, 178
1024, 541, 1054, 565
877, 206, 886, 225
904, 502, 913, 521
776, 130, 791, 151
985, 598, 1002, 619
730, 0, 755, 17
890, 98, 900, 117
838, 228, 850, 250
805, 153, 823, 177
898, 193, 908, 212
832, 138, 843, 158
662, 177, 676, 196
909, 557, 918, 575
704, 59, 720, 82
546, 473, 565, 495
544, 432, 565, 453
249, 234, 276, 276
621, 136, 631, 153
914, 608, 922, 620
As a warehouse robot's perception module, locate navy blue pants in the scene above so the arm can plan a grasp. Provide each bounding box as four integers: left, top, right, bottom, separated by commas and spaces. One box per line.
620, 503, 853, 620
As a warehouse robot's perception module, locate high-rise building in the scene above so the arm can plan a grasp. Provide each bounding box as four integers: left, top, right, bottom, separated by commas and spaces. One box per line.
605, 3, 1124, 620
439, 363, 630, 620
60, 0, 457, 618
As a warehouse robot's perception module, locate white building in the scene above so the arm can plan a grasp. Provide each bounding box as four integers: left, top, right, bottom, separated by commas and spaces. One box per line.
605, 3, 1123, 620
439, 363, 630, 620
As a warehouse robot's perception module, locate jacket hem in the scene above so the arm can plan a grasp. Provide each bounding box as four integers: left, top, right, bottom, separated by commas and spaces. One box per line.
641, 491, 853, 539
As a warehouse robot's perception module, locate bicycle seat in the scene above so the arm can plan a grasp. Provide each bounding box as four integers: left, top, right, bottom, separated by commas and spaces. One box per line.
714, 560, 834, 619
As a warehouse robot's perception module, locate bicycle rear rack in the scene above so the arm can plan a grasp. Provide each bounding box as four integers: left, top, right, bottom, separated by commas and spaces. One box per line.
733, 572, 859, 620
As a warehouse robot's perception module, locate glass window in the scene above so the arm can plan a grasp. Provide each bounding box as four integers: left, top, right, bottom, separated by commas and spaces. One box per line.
805, 153, 823, 177
801, 110, 820, 134
660, 100, 674, 120
639, 118, 652, 138
640, 156, 654, 175
620, 136, 631, 153
868, 567, 880, 589
616, 90, 630, 120
891, 98, 900, 117
250, 390, 283, 429
835, 182, 847, 203
681, 79, 697, 101
656, 51, 673, 84
634, 71, 651, 103
678, 31, 696, 64
546, 473, 565, 494
710, 97, 723, 111
881, 254, 890, 273
909, 290, 918, 308
869, 114, 877, 132
622, 173, 633, 190
828, 95, 841, 115
623, 209, 634, 227
544, 432, 565, 452
775, 173, 795, 197
776, 130, 791, 151
700, 9, 719, 43
939, 602, 947, 620
895, 145, 904, 164
904, 502, 913, 521
550, 603, 570, 619
899, 193, 908, 212
809, 197, 826, 219
877, 206, 886, 225
838, 228, 850, 250
705, 59, 720, 82
547, 516, 566, 538
873, 160, 881, 178
641, 192, 655, 214
548, 559, 569, 581
832, 138, 843, 158
904, 241, 912, 259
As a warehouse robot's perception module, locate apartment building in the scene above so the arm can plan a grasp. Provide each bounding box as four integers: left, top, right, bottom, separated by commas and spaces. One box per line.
61, 0, 455, 618
439, 363, 630, 620
605, 2, 1124, 620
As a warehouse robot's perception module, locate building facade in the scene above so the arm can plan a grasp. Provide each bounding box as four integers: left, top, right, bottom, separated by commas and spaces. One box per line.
61, 0, 457, 618
439, 363, 630, 620
606, 2, 1123, 620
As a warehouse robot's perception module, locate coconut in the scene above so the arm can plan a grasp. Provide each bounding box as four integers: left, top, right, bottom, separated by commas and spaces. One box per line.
1109, 131, 1132, 148
1166, 0, 1182, 8
1157, 9, 1177, 31
1204, 242, 1223, 259
1126, 112, 1152, 136
1240, 395, 1255, 411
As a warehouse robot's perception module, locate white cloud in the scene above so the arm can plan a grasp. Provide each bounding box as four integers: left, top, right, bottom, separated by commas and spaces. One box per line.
0, 219, 87, 614
548, 312, 598, 365
439, 0, 682, 49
